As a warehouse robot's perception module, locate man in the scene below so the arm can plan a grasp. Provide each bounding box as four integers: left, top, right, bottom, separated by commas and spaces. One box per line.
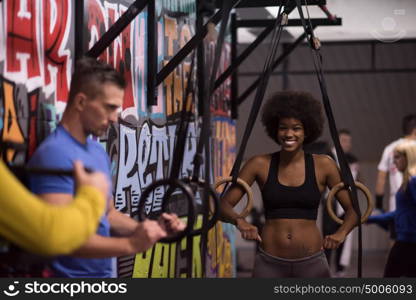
375, 114, 416, 212
28, 57, 184, 277
329, 129, 360, 277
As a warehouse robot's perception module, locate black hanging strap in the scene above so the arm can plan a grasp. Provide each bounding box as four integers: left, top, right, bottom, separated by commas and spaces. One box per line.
191, 0, 240, 278
228, 1, 289, 185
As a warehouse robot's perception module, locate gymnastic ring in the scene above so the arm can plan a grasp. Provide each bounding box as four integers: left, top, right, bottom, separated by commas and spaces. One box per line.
182, 177, 220, 236
137, 178, 196, 244
326, 181, 374, 225
214, 177, 253, 218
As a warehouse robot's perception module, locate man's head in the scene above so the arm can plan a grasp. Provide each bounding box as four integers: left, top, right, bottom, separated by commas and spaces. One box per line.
402, 114, 416, 137
338, 128, 352, 153
66, 57, 126, 137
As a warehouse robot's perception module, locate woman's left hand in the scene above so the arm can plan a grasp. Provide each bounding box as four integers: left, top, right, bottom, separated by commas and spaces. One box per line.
323, 232, 346, 249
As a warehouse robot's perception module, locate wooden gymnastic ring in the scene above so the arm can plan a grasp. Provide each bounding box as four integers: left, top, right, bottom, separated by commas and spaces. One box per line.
326, 181, 374, 225
215, 177, 253, 218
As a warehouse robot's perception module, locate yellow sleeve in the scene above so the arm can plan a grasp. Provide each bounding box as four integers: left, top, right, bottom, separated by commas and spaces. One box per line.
0, 161, 105, 256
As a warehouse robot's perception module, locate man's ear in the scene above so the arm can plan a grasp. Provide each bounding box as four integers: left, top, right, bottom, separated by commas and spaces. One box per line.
73, 93, 87, 111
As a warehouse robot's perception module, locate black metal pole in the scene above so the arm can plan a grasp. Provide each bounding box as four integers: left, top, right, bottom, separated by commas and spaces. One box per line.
196, 1, 207, 276
236, 17, 341, 28
237, 29, 313, 105
74, 0, 85, 61
156, 10, 222, 86
215, 0, 326, 8
86, 0, 149, 58
214, 17, 275, 92
214, 5, 298, 91
147, 1, 157, 106
230, 11, 238, 119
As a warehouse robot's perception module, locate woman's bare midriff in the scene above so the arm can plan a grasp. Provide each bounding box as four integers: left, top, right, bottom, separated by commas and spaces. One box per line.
260, 218, 323, 259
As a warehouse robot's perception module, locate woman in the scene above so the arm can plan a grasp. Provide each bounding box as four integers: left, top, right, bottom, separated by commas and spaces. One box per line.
220, 91, 358, 277
367, 141, 416, 277
0, 160, 107, 256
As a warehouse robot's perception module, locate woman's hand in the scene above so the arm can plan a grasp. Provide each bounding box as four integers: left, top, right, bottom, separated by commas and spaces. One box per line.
235, 218, 262, 242
323, 231, 346, 249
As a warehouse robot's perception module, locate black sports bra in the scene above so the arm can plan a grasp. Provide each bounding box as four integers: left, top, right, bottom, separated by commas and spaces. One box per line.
261, 151, 322, 220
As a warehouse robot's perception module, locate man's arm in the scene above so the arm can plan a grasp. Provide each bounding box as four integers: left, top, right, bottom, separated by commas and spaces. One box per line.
70, 220, 167, 258
38, 193, 159, 257
375, 170, 387, 196
39, 193, 186, 257
375, 170, 387, 209
107, 200, 138, 236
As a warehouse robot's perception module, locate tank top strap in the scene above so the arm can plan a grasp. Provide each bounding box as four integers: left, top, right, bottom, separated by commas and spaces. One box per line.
266, 152, 279, 185
304, 152, 317, 185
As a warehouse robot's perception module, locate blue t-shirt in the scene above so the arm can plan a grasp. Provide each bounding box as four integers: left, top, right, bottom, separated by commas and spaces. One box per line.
28, 125, 113, 278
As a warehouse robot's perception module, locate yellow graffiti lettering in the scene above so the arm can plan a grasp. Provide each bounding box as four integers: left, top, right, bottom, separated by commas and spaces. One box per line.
150, 242, 171, 278
191, 215, 202, 277
164, 61, 174, 116
164, 16, 177, 57
132, 249, 152, 278
1, 81, 24, 162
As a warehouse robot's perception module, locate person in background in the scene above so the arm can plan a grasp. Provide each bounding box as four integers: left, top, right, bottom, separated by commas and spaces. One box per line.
367, 141, 416, 277
375, 114, 416, 214
329, 129, 360, 277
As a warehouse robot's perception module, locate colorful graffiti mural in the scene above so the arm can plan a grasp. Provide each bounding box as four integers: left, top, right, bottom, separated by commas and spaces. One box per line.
1, 0, 236, 278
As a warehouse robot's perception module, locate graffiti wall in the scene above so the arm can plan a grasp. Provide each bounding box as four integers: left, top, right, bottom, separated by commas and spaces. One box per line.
0, 0, 236, 278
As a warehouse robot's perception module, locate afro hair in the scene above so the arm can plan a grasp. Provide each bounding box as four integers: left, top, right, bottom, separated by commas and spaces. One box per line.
261, 90, 324, 145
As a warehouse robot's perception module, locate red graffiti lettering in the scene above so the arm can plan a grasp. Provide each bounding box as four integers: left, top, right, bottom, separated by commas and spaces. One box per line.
6, 0, 41, 80
43, 0, 71, 102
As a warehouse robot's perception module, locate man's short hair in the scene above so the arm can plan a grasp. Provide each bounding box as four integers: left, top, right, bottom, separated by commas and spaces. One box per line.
67, 57, 126, 105
402, 114, 416, 135
338, 128, 351, 136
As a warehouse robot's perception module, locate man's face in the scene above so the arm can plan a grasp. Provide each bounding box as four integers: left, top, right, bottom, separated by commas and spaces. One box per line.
339, 133, 352, 153
80, 83, 124, 137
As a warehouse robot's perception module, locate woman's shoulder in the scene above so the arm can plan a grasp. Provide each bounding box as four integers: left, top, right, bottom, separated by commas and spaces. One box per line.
244, 153, 273, 169
248, 153, 273, 163
311, 153, 337, 169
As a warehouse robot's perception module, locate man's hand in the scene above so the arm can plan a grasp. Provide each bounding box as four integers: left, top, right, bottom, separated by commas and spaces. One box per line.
73, 160, 109, 197
158, 213, 186, 236
127, 220, 167, 253
236, 218, 262, 242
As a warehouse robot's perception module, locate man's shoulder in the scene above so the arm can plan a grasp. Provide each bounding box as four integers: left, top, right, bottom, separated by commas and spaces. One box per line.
388, 138, 405, 148
86, 139, 109, 160
29, 128, 74, 167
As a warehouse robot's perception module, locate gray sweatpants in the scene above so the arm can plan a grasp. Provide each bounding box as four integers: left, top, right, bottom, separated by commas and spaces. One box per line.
252, 247, 331, 278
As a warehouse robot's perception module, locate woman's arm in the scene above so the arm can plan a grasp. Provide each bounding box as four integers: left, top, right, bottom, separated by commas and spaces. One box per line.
219, 156, 262, 224
0, 161, 106, 256
219, 155, 265, 242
